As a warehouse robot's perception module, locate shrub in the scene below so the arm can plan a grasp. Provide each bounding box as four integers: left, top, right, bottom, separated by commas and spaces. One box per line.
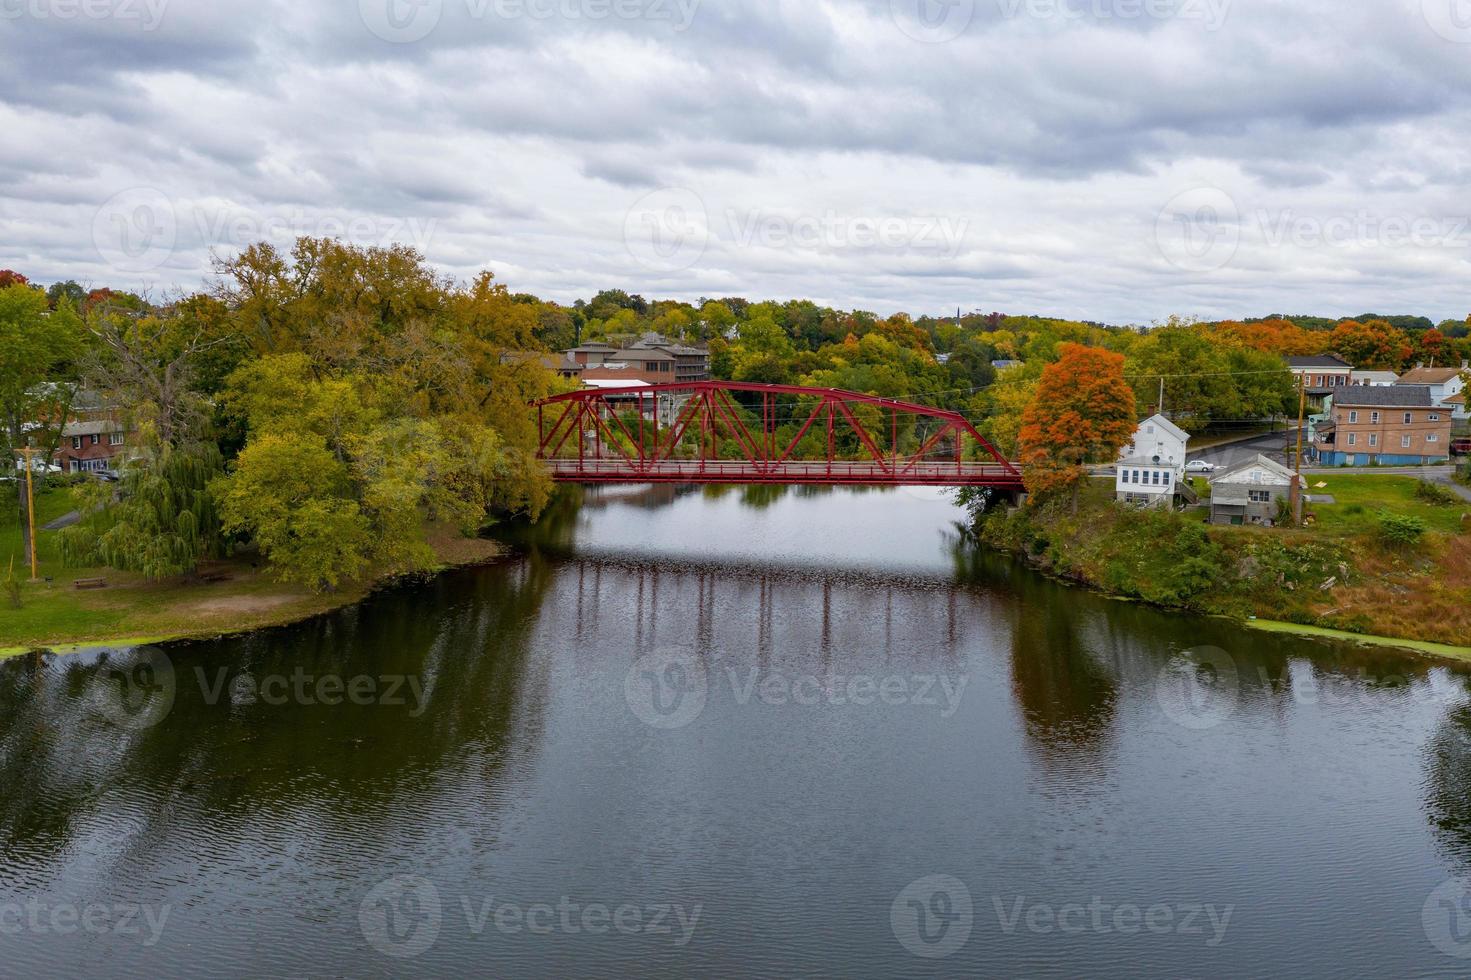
1378, 511, 1427, 546
1458, 460, 1471, 488
1414, 480, 1458, 506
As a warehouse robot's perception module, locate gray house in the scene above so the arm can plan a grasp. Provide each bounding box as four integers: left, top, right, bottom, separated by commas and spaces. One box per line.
1208, 454, 1303, 527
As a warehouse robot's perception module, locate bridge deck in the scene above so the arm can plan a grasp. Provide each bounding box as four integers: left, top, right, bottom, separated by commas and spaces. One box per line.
545, 459, 1024, 487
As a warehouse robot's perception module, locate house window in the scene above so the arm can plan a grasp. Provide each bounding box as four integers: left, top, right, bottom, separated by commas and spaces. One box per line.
71, 436, 82, 450
1369, 434, 1379, 447
1349, 411, 1359, 423
1348, 433, 1357, 446
1428, 434, 1439, 444
90, 434, 100, 446
1371, 412, 1380, 424
1430, 413, 1441, 422
108, 432, 123, 446
1402, 435, 1412, 448
1249, 490, 1272, 503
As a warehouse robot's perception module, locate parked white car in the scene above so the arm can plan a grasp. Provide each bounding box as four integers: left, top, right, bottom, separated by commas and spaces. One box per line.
1185, 460, 1217, 474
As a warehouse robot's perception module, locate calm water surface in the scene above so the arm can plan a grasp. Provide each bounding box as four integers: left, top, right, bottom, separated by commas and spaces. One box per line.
5, 485, 1471, 978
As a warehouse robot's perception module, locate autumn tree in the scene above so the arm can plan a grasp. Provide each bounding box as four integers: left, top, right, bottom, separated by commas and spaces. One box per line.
1017, 343, 1137, 505
1329, 319, 1413, 370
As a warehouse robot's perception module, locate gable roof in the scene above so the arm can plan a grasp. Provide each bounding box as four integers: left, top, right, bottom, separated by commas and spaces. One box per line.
1212, 453, 1300, 485
1286, 355, 1352, 369
1332, 385, 1434, 408
1398, 367, 1463, 385
1135, 413, 1190, 443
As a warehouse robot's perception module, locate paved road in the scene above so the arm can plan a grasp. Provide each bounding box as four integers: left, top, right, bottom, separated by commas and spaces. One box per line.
1189, 428, 1302, 470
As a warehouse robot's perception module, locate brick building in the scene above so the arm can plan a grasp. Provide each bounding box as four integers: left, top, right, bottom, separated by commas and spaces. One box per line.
58, 419, 130, 474
1310, 386, 1453, 466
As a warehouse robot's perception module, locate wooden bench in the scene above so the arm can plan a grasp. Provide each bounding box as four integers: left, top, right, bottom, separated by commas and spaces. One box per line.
73, 577, 108, 590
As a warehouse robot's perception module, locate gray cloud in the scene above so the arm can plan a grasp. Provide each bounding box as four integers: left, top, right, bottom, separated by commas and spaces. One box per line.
2, 0, 1470, 321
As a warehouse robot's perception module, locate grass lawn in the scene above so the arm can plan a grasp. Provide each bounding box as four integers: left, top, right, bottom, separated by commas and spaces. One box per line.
1, 485, 506, 652
1305, 475, 1469, 536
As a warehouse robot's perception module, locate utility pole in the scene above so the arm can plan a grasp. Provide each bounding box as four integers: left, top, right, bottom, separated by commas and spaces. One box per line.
1157, 377, 1165, 416
1294, 374, 1307, 476
17, 446, 39, 581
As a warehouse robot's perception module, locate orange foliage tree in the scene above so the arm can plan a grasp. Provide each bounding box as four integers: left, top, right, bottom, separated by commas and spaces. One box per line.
1328, 319, 1414, 370
1210, 318, 1326, 356
1018, 343, 1138, 504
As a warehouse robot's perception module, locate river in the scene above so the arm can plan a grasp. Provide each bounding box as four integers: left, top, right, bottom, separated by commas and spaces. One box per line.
4, 485, 1471, 977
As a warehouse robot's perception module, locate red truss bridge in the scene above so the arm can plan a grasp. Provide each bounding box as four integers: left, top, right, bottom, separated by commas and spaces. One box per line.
534, 381, 1024, 488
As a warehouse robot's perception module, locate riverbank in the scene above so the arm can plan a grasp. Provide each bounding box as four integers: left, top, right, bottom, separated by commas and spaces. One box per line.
973, 476, 1471, 659
0, 522, 507, 655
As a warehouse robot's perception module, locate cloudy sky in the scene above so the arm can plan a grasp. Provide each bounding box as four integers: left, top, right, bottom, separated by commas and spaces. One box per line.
2, 0, 1470, 323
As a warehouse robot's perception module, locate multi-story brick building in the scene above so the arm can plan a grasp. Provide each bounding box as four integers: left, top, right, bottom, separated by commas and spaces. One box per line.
1310, 386, 1453, 466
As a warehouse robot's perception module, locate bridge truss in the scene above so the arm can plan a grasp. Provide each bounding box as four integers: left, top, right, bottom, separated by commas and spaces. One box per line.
534, 381, 1024, 488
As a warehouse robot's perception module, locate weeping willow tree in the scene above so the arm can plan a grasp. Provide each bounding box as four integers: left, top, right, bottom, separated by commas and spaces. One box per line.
60, 443, 225, 579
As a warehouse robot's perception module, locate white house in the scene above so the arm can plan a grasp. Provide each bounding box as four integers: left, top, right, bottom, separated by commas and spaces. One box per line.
1116, 414, 1190, 507
1397, 367, 1468, 421
1350, 370, 1398, 387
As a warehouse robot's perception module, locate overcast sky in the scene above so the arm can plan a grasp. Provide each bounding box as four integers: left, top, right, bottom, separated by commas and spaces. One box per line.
3, 0, 1470, 324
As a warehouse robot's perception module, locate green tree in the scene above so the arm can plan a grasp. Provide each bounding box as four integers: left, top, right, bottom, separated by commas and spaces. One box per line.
214, 434, 372, 591
60, 442, 225, 579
